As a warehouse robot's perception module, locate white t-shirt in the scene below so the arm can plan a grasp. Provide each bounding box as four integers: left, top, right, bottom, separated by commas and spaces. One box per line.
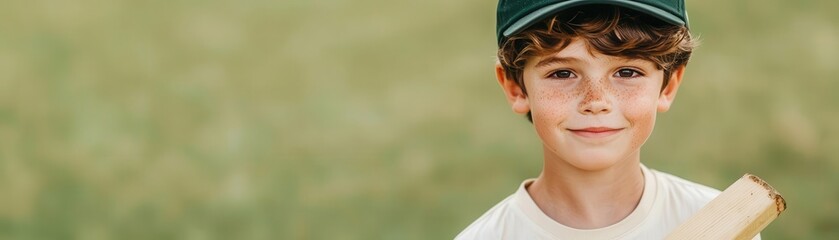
455, 165, 761, 240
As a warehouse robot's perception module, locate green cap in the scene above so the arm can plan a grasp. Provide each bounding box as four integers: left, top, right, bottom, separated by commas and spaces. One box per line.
497, 0, 688, 45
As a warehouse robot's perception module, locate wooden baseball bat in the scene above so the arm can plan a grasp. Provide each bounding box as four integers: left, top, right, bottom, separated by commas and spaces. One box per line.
666, 174, 787, 240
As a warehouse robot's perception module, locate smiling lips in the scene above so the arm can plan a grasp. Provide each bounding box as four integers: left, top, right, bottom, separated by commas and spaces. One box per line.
569, 127, 624, 138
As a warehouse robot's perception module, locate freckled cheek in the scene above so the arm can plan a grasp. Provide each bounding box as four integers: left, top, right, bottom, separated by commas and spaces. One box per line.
612, 85, 658, 116
529, 88, 575, 124
628, 112, 656, 149
613, 87, 659, 147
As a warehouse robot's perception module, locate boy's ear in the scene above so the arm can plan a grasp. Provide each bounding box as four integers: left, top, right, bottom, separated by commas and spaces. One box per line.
496, 61, 530, 114
657, 65, 686, 112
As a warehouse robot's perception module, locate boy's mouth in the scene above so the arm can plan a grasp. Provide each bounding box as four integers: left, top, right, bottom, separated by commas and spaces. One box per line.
568, 127, 624, 138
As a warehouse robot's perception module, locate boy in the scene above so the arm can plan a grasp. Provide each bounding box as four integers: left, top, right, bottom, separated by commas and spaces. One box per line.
456, 1, 760, 239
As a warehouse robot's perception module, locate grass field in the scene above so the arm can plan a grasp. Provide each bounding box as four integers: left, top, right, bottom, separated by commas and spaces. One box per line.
0, 0, 837, 239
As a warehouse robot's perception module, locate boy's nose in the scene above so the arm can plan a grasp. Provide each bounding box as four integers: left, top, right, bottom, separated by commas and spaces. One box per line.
578, 83, 612, 115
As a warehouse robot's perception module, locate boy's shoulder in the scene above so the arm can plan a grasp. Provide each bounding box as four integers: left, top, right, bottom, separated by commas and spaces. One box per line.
454, 195, 511, 240
645, 167, 723, 228
454, 180, 553, 240
649, 168, 722, 206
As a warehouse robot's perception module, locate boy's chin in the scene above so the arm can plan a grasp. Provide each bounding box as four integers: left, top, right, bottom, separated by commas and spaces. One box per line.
563, 152, 627, 172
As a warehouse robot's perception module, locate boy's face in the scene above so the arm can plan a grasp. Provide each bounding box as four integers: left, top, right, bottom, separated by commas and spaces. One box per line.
497, 38, 685, 171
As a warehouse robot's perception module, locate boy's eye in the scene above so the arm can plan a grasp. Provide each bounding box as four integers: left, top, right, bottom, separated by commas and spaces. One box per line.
614, 69, 642, 78
549, 70, 576, 79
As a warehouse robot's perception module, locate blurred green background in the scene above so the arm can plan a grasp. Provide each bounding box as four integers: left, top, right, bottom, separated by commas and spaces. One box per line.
0, 0, 837, 239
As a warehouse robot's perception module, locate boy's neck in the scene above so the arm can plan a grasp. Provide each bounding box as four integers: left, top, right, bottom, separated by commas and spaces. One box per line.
526, 149, 645, 229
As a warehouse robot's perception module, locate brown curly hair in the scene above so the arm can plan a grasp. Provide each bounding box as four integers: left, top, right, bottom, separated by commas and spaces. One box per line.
498, 5, 697, 122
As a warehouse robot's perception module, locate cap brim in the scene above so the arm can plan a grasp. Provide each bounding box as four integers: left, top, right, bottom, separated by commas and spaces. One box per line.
502, 0, 686, 37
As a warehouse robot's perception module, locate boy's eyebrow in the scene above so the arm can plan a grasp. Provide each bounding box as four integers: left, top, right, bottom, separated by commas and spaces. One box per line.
534, 56, 580, 68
